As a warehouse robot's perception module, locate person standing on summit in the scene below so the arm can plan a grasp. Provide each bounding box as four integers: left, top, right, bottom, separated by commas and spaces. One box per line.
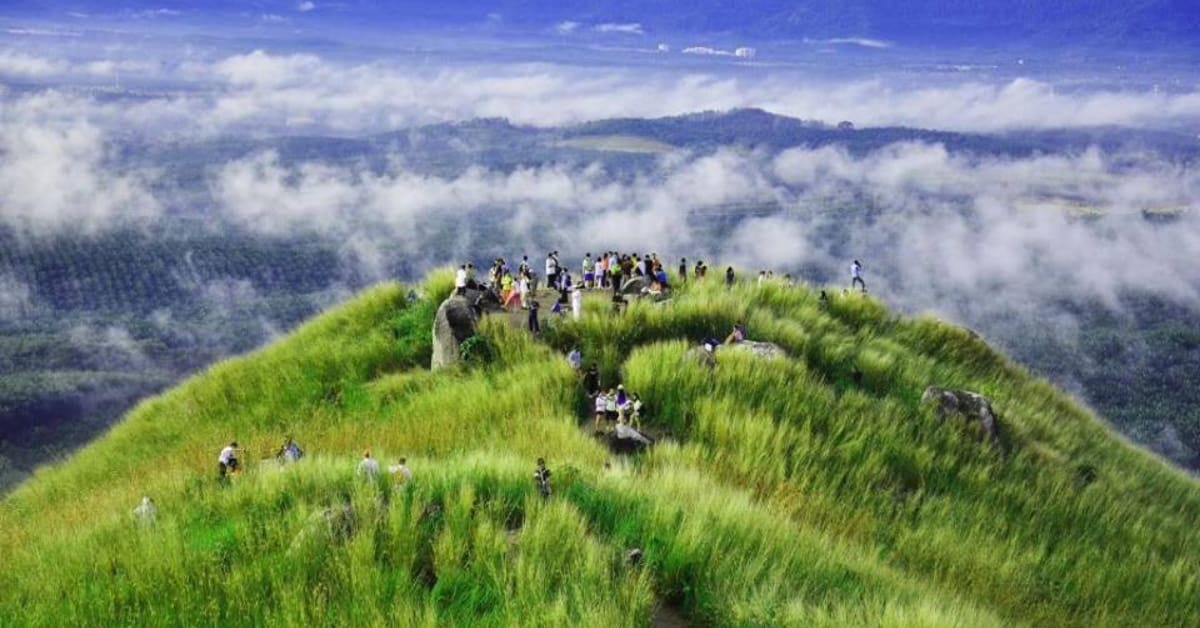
851, 260, 867, 292
454, 265, 468, 296
545, 252, 558, 294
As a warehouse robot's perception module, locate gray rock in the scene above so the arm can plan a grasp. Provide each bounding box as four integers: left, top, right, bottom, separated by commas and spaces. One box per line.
431, 295, 478, 370
620, 277, 648, 295
921, 387, 1000, 446
462, 287, 504, 314
686, 346, 717, 369
718, 340, 788, 360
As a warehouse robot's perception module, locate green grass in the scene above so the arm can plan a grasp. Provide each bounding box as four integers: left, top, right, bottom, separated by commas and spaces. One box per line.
1, 269, 1198, 626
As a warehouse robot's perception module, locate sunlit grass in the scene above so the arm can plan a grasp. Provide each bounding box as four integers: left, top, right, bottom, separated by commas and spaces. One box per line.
1, 268, 1197, 626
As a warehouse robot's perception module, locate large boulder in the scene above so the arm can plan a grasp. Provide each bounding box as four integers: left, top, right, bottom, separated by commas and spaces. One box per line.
620, 277, 648, 295
431, 295, 478, 370
921, 387, 1000, 446
462, 287, 504, 314
685, 340, 788, 367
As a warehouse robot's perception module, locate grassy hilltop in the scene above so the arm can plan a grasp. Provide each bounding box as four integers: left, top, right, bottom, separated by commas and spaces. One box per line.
0, 269, 1197, 626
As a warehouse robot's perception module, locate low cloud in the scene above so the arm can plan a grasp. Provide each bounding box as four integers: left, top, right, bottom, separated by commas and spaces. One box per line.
0, 274, 34, 321
0, 93, 161, 236
206, 141, 1200, 322
3, 50, 1200, 136
0, 51, 68, 77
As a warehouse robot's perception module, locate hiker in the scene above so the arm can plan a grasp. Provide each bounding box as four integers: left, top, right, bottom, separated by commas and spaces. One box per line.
583, 253, 595, 289
851, 260, 866, 292
528, 300, 541, 334
679, 258, 687, 284
725, 266, 735, 287
725, 321, 747, 345
502, 271, 521, 310
545, 252, 559, 292
276, 437, 304, 463
584, 364, 600, 396
605, 387, 619, 422
455, 265, 468, 295
615, 385, 629, 410
571, 283, 583, 320
557, 271, 572, 304
654, 265, 669, 289
358, 449, 380, 480
388, 457, 412, 486
819, 290, 829, 308
757, 270, 767, 285
534, 458, 552, 498
517, 270, 531, 309
594, 390, 608, 433
217, 441, 240, 480
630, 393, 644, 428
133, 496, 157, 527
567, 347, 582, 370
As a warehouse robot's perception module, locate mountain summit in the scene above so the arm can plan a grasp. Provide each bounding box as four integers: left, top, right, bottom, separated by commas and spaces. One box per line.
1, 269, 1197, 625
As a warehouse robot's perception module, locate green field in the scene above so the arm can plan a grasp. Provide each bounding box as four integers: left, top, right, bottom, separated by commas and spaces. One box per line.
0, 269, 1197, 626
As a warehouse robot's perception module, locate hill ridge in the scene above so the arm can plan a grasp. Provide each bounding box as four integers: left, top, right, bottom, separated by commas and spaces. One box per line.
1, 268, 1197, 626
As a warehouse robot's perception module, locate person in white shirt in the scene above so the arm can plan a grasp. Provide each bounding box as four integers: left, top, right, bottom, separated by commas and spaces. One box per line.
517, 272, 530, 309
545, 253, 558, 291
388, 457, 412, 486
593, 391, 608, 433
571, 284, 583, 320
358, 449, 380, 480
133, 496, 157, 527
582, 253, 594, 289
567, 347, 582, 370
218, 441, 239, 479
851, 260, 866, 292
455, 265, 468, 295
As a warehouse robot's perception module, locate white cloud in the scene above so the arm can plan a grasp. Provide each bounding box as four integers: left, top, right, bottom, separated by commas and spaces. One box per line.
0, 51, 68, 77
681, 46, 755, 58
4, 50, 1200, 138
595, 23, 644, 35
297, 1, 316, 12
131, 8, 181, 19
808, 37, 893, 49
556, 21, 580, 35
261, 14, 288, 24
4, 28, 82, 37
0, 93, 161, 236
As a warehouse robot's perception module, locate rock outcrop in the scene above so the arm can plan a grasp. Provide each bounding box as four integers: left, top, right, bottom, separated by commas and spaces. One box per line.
620, 277, 648, 295
921, 387, 1000, 445
720, 340, 787, 360
461, 287, 503, 315
431, 295, 478, 370
686, 340, 788, 368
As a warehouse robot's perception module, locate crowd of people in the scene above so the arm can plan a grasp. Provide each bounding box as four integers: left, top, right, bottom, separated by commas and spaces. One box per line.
156, 254, 874, 524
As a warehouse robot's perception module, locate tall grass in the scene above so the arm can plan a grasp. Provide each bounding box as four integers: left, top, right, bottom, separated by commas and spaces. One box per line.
1, 269, 1198, 626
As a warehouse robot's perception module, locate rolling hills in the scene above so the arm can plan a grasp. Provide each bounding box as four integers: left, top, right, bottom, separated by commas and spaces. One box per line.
0, 269, 1197, 626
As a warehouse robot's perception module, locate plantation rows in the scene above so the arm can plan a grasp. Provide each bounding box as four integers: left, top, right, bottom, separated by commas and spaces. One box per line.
0, 228, 349, 315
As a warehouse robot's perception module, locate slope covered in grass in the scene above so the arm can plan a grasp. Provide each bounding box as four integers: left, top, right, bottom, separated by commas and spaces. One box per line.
1, 269, 1197, 626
